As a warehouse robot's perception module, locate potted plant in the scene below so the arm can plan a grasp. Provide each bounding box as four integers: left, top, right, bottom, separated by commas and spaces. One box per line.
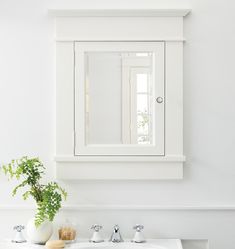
1, 156, 67, 244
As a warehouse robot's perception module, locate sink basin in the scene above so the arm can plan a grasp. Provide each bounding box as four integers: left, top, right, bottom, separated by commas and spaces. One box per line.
0, 239, 182, 249
69, 240, 183, 249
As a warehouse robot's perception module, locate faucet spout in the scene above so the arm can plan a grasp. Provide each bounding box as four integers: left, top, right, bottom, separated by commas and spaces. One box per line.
109, 225, 124, 243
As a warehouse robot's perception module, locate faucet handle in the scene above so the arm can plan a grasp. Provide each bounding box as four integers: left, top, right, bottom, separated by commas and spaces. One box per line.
91, 224, 103, 232
14, 225, 25, 232
12, 225, 26, 243
132, 224, 145, 243
133, 224, 144, 232
90, 224, 104, 243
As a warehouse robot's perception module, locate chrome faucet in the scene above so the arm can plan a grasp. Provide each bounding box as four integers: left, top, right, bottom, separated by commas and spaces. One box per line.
109, 225, 124, 243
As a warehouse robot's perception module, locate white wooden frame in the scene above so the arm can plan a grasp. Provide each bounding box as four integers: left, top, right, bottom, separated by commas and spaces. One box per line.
53, 9, 190, 179
74, 41, 164, 156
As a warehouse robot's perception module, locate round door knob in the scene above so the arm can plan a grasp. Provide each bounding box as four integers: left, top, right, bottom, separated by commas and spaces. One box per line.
156, 97, 163, 103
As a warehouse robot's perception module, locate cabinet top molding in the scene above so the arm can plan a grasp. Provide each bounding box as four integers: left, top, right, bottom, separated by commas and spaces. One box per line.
48, 9, 191, 17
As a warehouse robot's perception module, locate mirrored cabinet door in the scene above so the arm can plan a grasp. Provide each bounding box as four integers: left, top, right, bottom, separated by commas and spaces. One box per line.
74, 42, 164, 155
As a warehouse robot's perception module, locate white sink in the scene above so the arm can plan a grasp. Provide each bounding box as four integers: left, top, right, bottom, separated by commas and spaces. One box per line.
0, 239, 183, 249
70, 240, 183, 249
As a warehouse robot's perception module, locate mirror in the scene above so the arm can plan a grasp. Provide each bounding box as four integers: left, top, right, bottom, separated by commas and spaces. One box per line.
85, 52, 154, 146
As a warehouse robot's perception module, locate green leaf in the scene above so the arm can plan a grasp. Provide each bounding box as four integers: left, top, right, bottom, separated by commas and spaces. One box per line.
0, 156, 67, 227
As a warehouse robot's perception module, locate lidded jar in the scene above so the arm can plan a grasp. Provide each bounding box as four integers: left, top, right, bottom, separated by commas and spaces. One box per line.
58, 219, 77, 243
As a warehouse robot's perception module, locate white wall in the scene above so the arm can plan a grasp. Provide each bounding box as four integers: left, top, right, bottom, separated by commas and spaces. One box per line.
0, 0, 235, 248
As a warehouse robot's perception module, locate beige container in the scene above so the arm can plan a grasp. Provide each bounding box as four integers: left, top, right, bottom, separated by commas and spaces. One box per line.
58, 219, 77, 243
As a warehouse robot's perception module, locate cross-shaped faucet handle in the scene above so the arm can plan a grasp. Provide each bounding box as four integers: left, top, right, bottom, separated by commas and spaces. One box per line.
14, 225, 25, 232
133, 224, 144, 232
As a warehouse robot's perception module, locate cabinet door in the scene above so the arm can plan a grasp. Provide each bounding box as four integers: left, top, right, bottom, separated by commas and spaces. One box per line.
74, 41, 164, 155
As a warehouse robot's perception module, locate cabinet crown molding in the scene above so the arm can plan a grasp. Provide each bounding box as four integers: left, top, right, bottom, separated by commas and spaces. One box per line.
48, 9, 191, 17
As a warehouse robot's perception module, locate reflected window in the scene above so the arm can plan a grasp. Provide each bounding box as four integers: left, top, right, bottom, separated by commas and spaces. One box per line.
136, 73, 152, 145
122, 53, 154, 145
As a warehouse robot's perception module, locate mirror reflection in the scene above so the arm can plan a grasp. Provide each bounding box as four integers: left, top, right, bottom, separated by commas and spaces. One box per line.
85, 52, 154, 145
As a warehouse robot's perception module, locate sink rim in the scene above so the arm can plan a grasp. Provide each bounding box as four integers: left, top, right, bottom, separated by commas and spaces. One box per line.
68, 239, 183, 249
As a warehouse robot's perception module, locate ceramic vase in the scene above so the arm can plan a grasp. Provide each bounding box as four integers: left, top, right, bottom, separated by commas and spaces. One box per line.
26, 218, 53, 244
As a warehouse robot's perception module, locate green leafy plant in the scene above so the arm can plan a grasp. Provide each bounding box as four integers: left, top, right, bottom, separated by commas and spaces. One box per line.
1, 156, 67, 227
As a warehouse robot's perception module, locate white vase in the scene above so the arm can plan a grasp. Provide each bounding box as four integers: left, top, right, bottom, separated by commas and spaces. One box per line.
26, 218, 53, 244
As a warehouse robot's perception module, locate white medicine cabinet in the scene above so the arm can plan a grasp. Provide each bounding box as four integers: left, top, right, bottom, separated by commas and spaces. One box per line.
50, 9, 190, 180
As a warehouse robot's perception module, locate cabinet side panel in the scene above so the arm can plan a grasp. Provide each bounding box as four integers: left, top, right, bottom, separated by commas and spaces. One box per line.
165, 42, 183, 155
56, 42, 74, 155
